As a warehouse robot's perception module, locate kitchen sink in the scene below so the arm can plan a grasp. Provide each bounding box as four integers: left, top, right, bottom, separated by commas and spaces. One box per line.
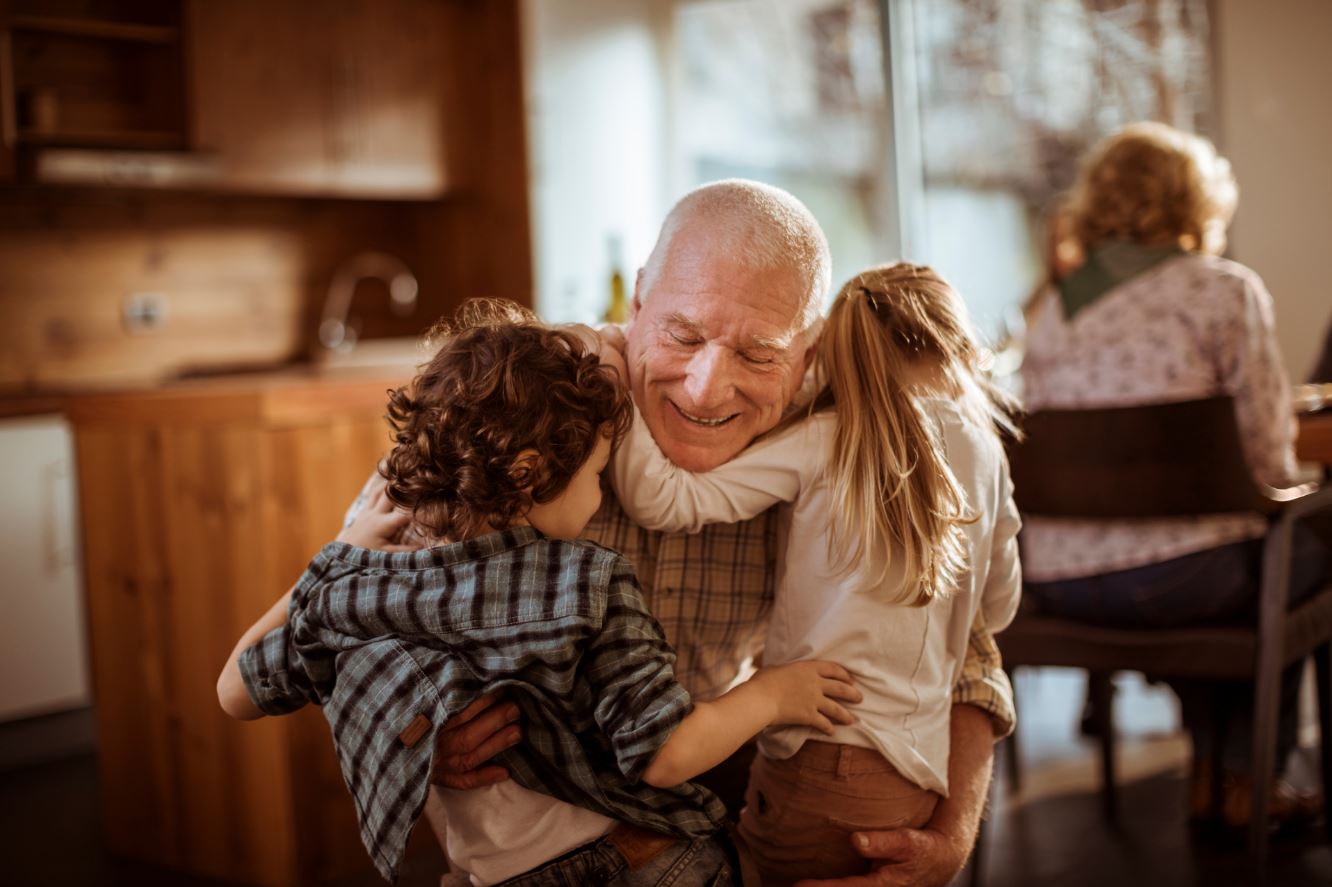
311, 337, 430, 373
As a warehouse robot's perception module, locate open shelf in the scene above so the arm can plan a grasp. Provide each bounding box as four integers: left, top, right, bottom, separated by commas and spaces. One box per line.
7, 7, 189, 158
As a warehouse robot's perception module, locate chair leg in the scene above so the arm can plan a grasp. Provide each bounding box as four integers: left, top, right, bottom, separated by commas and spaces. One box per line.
1249, 653, 1283, 870
1316, 642, 1332, 842
1249, 519, 1297, 872
1088, 670, 1117, 823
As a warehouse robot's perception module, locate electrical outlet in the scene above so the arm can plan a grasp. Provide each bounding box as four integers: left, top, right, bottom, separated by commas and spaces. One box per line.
122, 293, 168, 334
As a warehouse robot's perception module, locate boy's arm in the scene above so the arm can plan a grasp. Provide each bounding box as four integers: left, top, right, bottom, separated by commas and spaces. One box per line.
642, 659, 860, 787
585, 562, 859, 788
611, 407, 830, 534
217, 587, 295, 720
218, 477, 413, 722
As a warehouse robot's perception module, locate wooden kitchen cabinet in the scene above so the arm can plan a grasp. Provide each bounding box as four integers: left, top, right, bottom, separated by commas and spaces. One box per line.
0, 0, 189, 176
1, 0, 469, 198
66, 370, 423, 886
188, 0, 452, 199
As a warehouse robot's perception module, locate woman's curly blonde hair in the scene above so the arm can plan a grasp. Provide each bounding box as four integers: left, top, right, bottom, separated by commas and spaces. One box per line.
380, 299, 632, 541
1066, 121, 1238, 255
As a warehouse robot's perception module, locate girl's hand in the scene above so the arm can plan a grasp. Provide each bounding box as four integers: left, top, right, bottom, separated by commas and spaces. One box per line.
562, 323, 629, 386
597, 338, 629, 385
751, 660, 861, 734
336, 476, 417, 551
596, 323, 627, 355
564, 323, 602, 354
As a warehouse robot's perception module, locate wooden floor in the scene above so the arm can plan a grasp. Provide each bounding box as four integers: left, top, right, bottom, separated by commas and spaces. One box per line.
973, 669, 1332, 887
1, 669, 1328, 886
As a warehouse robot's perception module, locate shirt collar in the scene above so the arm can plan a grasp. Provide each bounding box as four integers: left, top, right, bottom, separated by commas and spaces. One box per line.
1057, 239, 1186, 320
327, 525, 545, 569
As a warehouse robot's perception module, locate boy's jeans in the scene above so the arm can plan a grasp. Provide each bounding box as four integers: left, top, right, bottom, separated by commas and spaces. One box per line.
495, 831, 735, 887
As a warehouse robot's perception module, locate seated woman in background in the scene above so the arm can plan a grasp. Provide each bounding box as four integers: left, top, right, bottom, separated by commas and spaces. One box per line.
1019, 121, 1331, 831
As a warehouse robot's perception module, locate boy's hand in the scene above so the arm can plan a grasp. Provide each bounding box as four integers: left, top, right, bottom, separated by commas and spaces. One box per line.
751, 660, 860, 734
430, 691, 524, 789
336, 477, 416, 551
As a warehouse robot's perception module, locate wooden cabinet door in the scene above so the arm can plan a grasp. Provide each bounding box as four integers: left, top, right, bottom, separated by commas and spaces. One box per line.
74, 408, 400, 886
0, 0, 16, 182
321, 0, 451, 198
188, 0, 450, 199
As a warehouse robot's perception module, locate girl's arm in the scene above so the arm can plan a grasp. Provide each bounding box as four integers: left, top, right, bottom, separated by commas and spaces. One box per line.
572, 319, 828, 534
611, 407, 834, 534
641, 659, 861, 788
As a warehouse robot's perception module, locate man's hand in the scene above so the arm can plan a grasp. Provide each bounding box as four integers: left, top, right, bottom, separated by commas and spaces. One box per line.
336, 476, 415, 551
794, 704, 994, 887
431, 691, 524, 790
793, 826, 969, 887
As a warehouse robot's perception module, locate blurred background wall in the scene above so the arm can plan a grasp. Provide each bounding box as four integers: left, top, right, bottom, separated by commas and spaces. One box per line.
1215, 0, 1332, 380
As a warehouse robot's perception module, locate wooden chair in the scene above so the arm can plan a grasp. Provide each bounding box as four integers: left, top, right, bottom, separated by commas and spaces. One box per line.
997, 396, 1332, 868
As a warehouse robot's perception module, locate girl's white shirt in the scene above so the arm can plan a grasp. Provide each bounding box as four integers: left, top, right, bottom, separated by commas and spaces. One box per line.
610, 395, 1022, 795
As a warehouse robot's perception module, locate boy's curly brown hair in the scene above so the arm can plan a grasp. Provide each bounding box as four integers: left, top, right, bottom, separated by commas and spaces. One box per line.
380, 299, 632, 540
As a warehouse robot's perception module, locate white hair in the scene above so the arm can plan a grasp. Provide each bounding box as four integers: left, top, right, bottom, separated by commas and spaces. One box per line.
639, 179, 832, 332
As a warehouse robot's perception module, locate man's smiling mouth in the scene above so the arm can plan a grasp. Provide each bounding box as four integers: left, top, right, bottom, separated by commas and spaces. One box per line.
670, 400, 739, 427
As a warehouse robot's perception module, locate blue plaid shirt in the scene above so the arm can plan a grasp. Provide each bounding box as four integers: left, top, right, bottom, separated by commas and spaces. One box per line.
239, 526, 726, 883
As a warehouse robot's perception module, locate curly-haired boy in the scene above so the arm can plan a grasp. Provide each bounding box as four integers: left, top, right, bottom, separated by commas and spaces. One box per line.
216, 301, 859, 886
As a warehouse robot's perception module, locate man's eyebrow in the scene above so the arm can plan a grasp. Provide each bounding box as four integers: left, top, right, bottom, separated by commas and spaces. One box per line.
743, 333, 791, 352
660, 313, 703, 334
660, 311, 793, 351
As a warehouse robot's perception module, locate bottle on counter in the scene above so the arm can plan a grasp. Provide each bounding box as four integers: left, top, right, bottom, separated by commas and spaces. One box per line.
602, 234, 628, 325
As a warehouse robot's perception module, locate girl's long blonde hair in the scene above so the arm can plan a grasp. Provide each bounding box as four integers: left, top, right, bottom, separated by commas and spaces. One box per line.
815, 263, 1018, 606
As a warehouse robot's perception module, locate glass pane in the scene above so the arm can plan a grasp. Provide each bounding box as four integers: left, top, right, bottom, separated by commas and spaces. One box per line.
907, 0, 1214, 341
672, 0, 892, 304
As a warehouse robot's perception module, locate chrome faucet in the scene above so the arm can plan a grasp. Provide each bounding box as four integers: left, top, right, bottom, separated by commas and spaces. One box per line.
318, 252, 420, 353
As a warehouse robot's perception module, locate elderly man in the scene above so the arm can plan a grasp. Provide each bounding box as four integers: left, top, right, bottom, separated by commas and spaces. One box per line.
420, 180, 1014, 887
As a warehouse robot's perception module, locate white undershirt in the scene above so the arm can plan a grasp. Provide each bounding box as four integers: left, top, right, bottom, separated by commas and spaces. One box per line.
422, 782, 613, 886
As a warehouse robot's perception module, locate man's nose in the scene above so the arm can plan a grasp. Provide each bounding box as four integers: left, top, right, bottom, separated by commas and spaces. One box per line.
682, 345, 735, 409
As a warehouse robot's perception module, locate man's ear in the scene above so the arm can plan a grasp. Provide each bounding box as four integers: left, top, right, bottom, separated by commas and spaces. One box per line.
630, 269, 645, 322
508, 449, 542, 490
799, 321, 823, 375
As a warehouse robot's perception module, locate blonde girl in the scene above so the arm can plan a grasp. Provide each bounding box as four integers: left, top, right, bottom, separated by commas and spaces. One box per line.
610, 262, 1023, 886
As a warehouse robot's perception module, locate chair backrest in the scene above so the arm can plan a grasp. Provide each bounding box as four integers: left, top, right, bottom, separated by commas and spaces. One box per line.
1008, 396, 1277, 519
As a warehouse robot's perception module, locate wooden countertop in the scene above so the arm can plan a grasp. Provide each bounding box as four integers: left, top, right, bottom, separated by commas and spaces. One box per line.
0, 393, 70, 421
1, 364, 413, 427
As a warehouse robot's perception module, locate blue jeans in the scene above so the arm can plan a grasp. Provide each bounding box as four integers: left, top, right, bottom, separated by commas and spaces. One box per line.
496, 833, 735, 887
1024, 524, 1332, 773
